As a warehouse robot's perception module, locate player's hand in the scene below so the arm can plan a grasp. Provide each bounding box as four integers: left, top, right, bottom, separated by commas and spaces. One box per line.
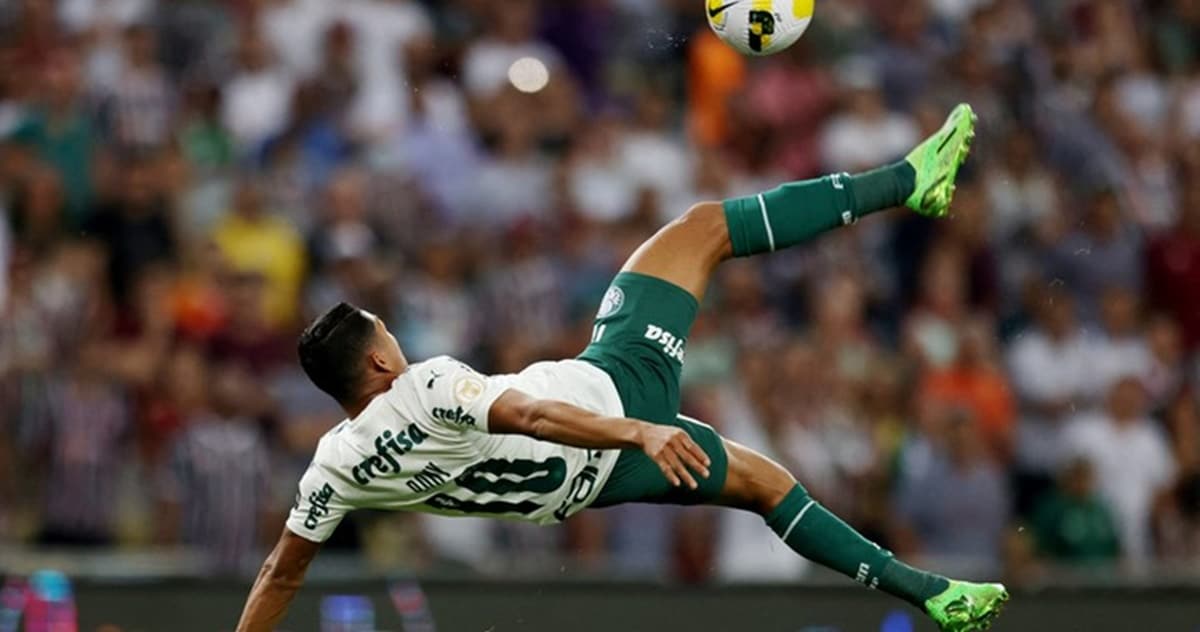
634, 422, 711, 489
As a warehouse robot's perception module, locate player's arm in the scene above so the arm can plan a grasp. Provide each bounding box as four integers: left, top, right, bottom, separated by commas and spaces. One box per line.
488, 389, 711, 489
235, 528, 321, 632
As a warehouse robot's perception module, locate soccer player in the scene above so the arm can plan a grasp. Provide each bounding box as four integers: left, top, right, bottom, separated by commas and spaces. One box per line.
237, 104, 1007, 631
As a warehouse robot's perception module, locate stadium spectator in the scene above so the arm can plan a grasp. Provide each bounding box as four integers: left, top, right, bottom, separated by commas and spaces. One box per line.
807, 272, 879, 391
158, 356, 274, 574
1146, 184, 1200, 350
873, 0, 941, 110
1007, 287, 1092, 515
340, 0, 433, 142
259, 0, 333, 79
461, 0, 561, 99
393, 237, 478, 361
1042, 190, 1144, 324
1087, 287, 1153, 401
30, 341, 131, 547
220, 27, 294, 153
177, 82, 234, 177
1161, 392, 1200, 558
469, 99, 555, 225
920, 316, 1015, 462
819, 58, 919, 173
565, 115, 641, 224
100, 264, 175, 389
260, 79, 353, 197
84, 153, 177, 307
138, 344, 208, 464
1063, 377, 1176, 563
983, 130, 1061, 249
1142, 313, 1186, 412
104, 24, 173, 152
211, 179, 306, 328
894, 405, 1010, 577
1031, 458, 1121, 566
903, 245, 970, 370
7, 166, 65, 256
206, 269, 290, 381
385, 34, 477, 219
743, 41, 837, 179
9, 50, 98, 228
774, 340, 875, 521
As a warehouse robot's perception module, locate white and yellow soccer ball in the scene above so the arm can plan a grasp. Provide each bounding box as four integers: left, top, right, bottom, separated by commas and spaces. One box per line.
705, 0, 815, 56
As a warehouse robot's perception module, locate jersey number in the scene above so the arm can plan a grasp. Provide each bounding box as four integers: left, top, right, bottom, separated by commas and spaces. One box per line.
426, 457, 567, 516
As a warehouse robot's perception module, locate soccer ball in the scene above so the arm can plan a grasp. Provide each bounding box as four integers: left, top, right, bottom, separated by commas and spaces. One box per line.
705, 0, 814, 56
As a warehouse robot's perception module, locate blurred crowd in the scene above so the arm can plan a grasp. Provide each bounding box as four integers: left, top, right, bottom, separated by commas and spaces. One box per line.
1, 0, 1200, 585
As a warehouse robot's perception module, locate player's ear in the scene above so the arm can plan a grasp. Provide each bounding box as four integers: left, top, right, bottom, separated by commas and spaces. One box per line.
367, 349, 393, 373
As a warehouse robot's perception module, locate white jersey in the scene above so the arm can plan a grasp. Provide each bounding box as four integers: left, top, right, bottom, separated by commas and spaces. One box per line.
287, 356, 624, 543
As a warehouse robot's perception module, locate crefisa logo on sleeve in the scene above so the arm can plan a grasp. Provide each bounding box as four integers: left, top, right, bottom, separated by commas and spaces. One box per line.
303, 483, 335, 529
596, 286, 625, 319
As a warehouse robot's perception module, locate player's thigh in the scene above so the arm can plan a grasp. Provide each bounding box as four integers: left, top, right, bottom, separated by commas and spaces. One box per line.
578, 271, 699, 420
590, 414, 730, 507
714, 439, 798, 516
620, 201, 732, 303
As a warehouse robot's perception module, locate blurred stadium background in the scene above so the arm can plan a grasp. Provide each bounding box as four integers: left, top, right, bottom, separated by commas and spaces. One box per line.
1, 0, 1200, 629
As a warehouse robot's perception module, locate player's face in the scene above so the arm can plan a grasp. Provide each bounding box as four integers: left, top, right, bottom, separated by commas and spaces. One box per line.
368, 313, 407, 373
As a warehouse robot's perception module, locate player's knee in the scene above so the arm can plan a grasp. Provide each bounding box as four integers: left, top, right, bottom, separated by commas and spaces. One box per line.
722, 440, 799, 515
756, 477, 801, 516
671, 202, 732, 261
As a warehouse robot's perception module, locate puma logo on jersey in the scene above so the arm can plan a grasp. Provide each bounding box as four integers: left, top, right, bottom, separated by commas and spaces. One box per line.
352, 423, 431, 485
643, 324, 686, 362
432, 406, 476, 427
426, 370, 444, 389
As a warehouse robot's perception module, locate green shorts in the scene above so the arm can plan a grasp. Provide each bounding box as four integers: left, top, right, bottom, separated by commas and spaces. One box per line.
577, 272, 729, 506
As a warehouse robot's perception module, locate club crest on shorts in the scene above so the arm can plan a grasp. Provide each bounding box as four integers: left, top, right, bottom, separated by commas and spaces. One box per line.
596, 286, 625, 319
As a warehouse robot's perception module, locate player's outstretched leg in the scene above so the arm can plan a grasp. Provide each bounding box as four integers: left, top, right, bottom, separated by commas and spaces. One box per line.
621, 104, 977, 302
718, 439, 1008, 632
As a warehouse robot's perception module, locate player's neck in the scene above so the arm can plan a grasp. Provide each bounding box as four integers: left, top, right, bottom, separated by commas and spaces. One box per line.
343, 371, 402, 418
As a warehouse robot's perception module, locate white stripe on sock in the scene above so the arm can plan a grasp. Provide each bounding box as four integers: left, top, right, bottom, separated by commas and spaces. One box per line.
780, 499, 816, 541
757, 193, 776, 252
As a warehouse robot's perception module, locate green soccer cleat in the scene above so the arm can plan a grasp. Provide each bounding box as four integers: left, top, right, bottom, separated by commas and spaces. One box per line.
904, 103, 977, 218
924, 580, 1009, 632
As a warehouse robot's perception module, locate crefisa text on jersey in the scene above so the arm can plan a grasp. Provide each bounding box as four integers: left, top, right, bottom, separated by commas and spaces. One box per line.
302, 483, 335, 529
430, 405, 476, 427
352, 423, 431, 485
643, 324, 686, 362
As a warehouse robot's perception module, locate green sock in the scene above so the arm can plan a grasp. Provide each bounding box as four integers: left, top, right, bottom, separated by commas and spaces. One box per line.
723, 161, 916, 257
765, 484, 948, 609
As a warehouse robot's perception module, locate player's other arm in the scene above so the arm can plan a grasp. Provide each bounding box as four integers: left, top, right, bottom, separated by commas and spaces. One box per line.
488, 389, 711, 489
235, 528, 321, 632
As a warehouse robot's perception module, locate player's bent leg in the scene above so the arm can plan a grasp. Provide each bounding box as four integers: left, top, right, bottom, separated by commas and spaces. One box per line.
715, 439, 949, 604
620, 201, 732, 303
622, 105, 977, 304
712, 438, 796, 514
716, 439, 1008, 632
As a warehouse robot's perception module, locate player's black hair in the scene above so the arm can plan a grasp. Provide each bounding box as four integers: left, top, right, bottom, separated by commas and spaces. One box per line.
298, 302, 376, 405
